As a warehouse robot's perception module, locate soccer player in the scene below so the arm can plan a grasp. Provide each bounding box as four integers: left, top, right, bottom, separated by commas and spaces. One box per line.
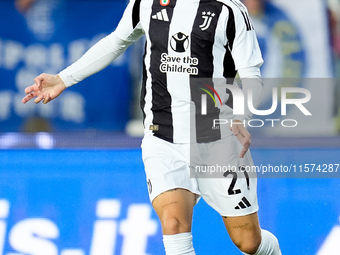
22, 0, 282, 254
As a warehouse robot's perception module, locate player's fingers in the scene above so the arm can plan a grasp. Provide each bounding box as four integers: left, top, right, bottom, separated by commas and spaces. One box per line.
238, 132, 251, 158
34, 74, 45, 87
239, 145, 248, 158
22, 95, 31, 104
230, 124, 239, 136
240, 129, 251, 145
34, 94, 44, 104
24, 84, 38, 94
43, 93, 51, 104
22, 91, 39, 104
238, 138, 250, 158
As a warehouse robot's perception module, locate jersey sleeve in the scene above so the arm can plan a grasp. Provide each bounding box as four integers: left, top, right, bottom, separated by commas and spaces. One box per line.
225, 2, 264, 121
115, 0, 145, 42
228, 4, 263, 71
58, 0, 144, 87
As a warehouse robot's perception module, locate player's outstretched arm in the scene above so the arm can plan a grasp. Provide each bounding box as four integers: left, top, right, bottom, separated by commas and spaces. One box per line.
22, 73, 66, 104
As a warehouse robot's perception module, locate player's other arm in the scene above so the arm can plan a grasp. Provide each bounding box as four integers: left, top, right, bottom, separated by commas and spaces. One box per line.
231, 66, 263, 158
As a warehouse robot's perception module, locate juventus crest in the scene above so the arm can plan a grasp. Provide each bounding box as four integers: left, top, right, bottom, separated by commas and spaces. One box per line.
199, 11, 215, 31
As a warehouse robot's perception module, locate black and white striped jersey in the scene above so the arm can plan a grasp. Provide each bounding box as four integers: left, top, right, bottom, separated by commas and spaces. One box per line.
117, 0, 263, 143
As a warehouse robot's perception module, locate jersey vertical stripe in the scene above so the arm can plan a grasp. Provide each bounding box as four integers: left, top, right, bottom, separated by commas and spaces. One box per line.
148, 0, 177, 142
166, 0, 199, 142
190, 1, 224, 143
132, 0, 142, 28
223, 4, 237, 112
140, 44, 148, 123
224, 5, 237, 80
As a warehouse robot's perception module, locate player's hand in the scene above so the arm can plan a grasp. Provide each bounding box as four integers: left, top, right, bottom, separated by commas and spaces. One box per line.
22, 73, 66, 104
230, 119, 251, 158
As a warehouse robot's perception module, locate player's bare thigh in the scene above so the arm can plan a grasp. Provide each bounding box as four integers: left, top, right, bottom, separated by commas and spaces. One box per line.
152, 188, 197, 235
223, 212, 262, 254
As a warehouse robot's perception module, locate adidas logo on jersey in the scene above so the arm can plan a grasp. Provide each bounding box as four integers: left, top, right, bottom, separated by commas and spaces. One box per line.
235, 197, 252, 210
152, 9, 169, 21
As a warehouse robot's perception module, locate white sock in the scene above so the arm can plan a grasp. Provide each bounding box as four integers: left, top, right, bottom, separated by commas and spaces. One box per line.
243, 229, 282, 255
163, 232, 196, 255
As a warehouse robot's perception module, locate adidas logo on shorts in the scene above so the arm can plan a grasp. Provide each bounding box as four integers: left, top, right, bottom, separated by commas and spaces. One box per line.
235, 197, 251, 210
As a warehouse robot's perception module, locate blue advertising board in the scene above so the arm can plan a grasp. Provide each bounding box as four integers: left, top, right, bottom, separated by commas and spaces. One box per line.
0, 146, 339, 254
0, 0, 134, 132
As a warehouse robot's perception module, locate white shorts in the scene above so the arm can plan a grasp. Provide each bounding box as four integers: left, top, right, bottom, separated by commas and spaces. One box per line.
141, 134, 258, 217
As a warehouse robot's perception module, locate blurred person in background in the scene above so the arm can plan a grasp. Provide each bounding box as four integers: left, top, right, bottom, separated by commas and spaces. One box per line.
244, 0, 339, 134
243, 0, 306, 78
243, 0, 264, 16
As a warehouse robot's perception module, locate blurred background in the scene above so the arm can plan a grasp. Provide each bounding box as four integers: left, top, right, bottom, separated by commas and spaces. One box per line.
0, 0, 340, 254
